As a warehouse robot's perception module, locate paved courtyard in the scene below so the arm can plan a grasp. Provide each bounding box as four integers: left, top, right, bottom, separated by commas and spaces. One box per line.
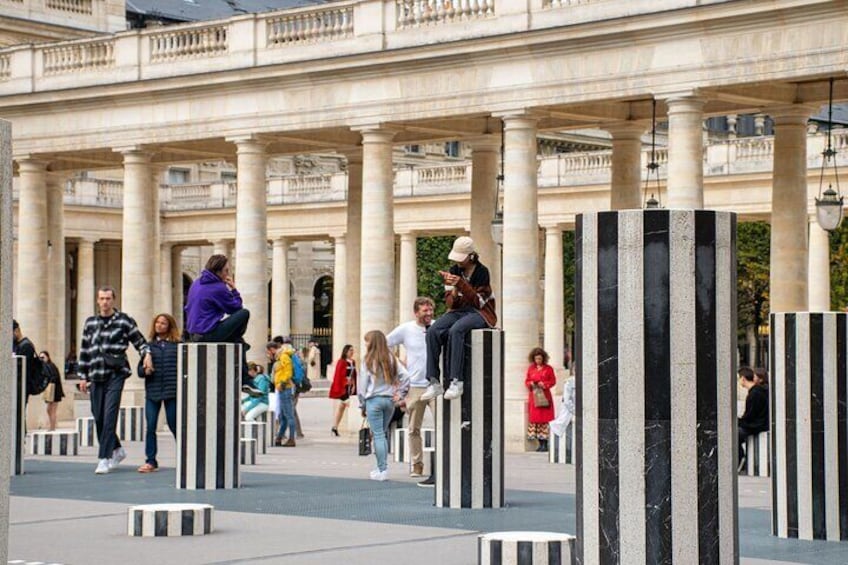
8, 396, 847, 564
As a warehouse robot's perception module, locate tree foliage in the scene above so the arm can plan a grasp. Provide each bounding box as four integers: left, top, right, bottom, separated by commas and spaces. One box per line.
416, 236, 454, 317
737, 221, 770, 335
829, 219, 848, 310
562, 230, 576, 332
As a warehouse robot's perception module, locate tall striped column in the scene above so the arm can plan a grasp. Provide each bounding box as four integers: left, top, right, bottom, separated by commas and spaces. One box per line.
177, 343, 241, 490
11, 356, 25, 475
770, 312, 848, 541
435, 329, 504, 509
576, 209, 738, 564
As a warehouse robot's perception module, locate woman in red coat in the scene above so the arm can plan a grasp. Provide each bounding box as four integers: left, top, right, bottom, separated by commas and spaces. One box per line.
329, 344, 357, 436
525, 347, 556, 452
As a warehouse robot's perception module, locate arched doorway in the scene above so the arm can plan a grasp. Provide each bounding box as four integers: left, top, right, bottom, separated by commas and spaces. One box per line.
312, 275, 333, 374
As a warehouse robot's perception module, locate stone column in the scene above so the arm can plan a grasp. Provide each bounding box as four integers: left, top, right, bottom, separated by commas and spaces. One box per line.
665, 95, 706, 209
171, 246, 184, 328
1, 120, 13, 565
770, 107, 813, 312
808, 218, 831, 312
469, 135, 500, 286
500, 113, 540, 450
16, 158, 49, 351
76, 238, 96, 347
46, 173, 66, 366
398, 232, 417, 320
358, 128, 396, 334
331, 234, 347, 360
544, 226, 564, 376
345, 152, 363, 351
605, 122, 646, 210
292, 242, 314, 335
119, 149, 155, 334
271, 237, 291, 337
231, 136, 268, 361
158, 242, 173, 315
212, 239, 231, 258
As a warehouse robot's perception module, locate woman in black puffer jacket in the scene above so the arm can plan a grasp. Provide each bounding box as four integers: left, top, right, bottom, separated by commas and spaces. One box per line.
136, 313, 180, 473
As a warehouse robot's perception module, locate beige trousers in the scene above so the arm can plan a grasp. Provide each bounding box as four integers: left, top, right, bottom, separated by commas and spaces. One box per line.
405, 386, 435, 465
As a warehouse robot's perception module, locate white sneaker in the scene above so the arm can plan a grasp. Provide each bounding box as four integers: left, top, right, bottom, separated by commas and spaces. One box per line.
95, 458, 111, 474
111, 446, 127, 467
419, 381, 444, 402
444, 380, 464, 400
369, 469, 388, 482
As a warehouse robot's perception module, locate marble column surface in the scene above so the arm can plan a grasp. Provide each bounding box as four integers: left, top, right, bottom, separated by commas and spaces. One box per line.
16, 159, 49, 352
345, 156, 363, 351
76, 239, 96, 348
331, 235, 347, 361
808, 218, 830, 312
665, 96, 706, 209
271, 237, 291, 337
398, 232, 417, 323
606, 121, 647, 210
46, 174, 66, 368
543, 226, 564, 377
0, 119, 13, 565
159, 242, 173, 316
120, 149, 155, 336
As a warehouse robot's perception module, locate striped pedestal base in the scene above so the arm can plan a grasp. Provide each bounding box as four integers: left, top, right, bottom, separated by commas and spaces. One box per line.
436, 329, 504, 509
117, 406, 144, 442
177, 343, 241, 490
744, 432, 769, 477
392, 427, 435, 463
128, 503, 214, 537
30, 431, 78, 456
549, 423, 575, 465
478, 532, 575, 565
240, 421, 267, 455
257, 411, 274, 449
11, 355, 25, 475
76, 416, 97, 447
240, 438, 257, 465
771, 312, 848, 541
576, 210, 738, 563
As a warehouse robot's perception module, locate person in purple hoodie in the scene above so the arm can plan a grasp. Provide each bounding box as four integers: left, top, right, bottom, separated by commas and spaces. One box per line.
185, 254, 254, 386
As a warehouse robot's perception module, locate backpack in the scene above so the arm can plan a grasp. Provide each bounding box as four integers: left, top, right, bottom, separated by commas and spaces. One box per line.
18, 338, 50, 396
291, 354, 306, 386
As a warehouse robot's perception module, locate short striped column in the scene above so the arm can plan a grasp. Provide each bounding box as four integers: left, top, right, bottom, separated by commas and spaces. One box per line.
177, 343, 241, 490
478, 532, 575, 565
240, 438, 257, 465
392, 427, 435, 463
576, 210, 738, 564
30, 430, 78, 456
11, 355, 26, 475
257, 411, 274, 448
240, 421, 266, 455
117, 406, 144, 442
128, 503, 214, 537
436, 329, 504, 509
549, 422, 576, 465
744, 432, 769, 478
76, 416, 97, 447
770, 312, 848, 541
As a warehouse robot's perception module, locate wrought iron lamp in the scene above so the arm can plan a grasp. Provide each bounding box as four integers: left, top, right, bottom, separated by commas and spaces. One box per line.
644, 98, 662, 209
491, 120, 505, 245
815, 78, 843, 231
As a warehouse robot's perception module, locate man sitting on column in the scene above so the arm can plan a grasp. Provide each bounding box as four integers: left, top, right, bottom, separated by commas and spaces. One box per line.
78, 286, 152, 475
184, 254, 255, 389
737, 366, 769, 472
387, 296, 435, 477
421, 236, 497, 401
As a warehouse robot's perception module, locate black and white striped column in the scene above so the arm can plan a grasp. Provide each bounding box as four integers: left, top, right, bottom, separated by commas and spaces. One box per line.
576, 209, 738, 564
393, 427, 435, 463
436, 329, 504, 509
771, 312, 848, 541
11, 355, 25, 475
256, 411, 274, 449
240, 421, 266, 455
240, 438, 257, 465
117, 406, 144, 442
745, 432, 769, 478
76, 416, 97, 447
30, 431, 78, 456
478, 532, 575, 565
549, 422, 575, 465
177, 343, 241, 490
128, 503, 214, 537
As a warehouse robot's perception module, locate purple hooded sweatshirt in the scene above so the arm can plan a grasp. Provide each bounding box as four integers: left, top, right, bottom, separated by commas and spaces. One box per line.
184, 269, 244, 334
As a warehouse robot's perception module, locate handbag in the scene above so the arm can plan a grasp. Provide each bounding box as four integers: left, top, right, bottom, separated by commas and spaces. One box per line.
533, 386, 550, 409
102, 352, 126, 370
42, 382, 56, 403
358, 418, 372, 456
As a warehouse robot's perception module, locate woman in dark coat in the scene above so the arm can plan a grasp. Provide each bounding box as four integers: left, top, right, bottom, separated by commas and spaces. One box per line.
525, 347, 557, 452
136, 313, 180, 473
39, 351, 65, 431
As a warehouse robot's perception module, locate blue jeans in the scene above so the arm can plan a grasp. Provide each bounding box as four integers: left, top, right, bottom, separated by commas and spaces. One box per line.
145, 397, 176, 467
365, 395, 395, 472
275, 388, 295, 440
425, 307, 487, 385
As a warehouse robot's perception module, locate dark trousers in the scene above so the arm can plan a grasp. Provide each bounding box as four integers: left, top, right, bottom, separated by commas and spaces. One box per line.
737, 424, 765, 463
145, 397, 177, 467
193, 308, 251, 384
425, 307, 487, 385
89, 374, 125, 460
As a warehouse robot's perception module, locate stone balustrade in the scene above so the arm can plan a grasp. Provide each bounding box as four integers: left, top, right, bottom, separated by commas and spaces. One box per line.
267, 5, 354, 45
43, 39, 114, 75
0, 0, 121, 37
0, 0, 740, 92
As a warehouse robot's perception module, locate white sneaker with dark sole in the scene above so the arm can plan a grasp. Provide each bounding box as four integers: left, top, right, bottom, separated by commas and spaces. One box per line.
95, 458, 111, 474
111, 446, 127, 467
444, 380, 464, 400
419, 382, 444, 402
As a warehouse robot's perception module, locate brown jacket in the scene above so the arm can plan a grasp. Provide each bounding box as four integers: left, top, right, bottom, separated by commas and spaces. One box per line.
444, 262, 497, 327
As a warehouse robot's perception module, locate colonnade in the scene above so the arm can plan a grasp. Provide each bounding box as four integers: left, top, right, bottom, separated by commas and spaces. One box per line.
13, 97, 827, 446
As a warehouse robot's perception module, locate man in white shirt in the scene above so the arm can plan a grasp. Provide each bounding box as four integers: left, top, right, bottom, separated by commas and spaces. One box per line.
387, 296, 435, 478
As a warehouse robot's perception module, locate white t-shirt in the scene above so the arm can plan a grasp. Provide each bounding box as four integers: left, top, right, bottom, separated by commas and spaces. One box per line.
387, 320, 429, 388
